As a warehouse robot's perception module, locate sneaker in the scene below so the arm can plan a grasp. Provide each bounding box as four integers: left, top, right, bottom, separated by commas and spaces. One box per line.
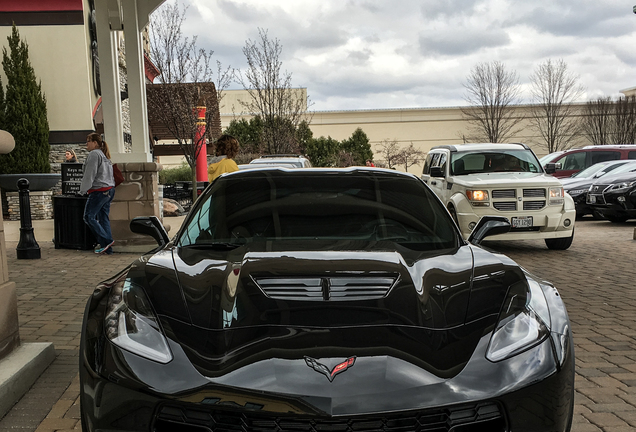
95, 240, 115, 254
93, 244, 101, 253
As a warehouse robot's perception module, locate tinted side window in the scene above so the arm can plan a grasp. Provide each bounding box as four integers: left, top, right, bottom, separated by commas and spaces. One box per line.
629, 151, 636, 160
557, 153, 585, 171
590, 151, 620, 165
423, 153, 433, 174
437, 153, 448, 173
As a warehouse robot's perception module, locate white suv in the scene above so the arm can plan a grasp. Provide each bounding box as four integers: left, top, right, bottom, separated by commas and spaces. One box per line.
421, 143, 576, 249
248, 154, 312, 168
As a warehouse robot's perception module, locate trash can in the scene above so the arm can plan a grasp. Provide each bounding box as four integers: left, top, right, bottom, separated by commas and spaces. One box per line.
53, 195, 97, 250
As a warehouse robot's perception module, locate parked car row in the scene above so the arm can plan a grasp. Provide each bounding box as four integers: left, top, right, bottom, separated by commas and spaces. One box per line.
560, 160, 636, 219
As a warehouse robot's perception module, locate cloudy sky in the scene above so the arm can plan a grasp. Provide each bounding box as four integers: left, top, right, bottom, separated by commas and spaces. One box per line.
163, 0, 636, 111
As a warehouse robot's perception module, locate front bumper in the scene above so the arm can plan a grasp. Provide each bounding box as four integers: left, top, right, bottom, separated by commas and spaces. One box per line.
587, 189, 636, 219
456, 208, 576, 240
80, 323, 574, 432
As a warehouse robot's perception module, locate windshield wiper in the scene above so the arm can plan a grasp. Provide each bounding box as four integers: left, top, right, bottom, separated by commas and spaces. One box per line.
182, 242, 242, 250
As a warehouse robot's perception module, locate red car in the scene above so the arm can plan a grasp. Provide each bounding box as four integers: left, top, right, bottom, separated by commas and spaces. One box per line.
542, 145, 636, 178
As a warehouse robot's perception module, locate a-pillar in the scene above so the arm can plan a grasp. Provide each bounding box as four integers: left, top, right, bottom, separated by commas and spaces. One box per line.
195, 105, 207, 181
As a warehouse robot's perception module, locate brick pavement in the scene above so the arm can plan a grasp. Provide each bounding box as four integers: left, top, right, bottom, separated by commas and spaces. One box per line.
0, 219, 635, 432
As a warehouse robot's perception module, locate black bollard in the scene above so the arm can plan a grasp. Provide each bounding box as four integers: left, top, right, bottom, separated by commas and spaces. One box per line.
16, 178, 41, 259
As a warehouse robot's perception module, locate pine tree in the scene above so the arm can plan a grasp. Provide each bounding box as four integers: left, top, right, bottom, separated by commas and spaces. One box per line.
0, 24, 50, 174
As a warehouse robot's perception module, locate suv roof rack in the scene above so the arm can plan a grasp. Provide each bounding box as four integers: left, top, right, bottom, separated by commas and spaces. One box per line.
259, 154, 304, 158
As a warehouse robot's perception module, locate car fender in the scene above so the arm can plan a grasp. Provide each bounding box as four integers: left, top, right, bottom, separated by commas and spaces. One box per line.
564, 192, 576, 212
448, 192, 473, 217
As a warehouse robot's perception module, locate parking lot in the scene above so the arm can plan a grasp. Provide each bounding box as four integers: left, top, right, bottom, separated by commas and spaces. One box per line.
0, 217, 635, 432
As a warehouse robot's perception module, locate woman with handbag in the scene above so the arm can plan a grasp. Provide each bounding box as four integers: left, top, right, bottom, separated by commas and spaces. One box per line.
80, 132, 116, 255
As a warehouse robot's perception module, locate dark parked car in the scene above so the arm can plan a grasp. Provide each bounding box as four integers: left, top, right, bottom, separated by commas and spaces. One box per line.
562, 160, 636, 218
80, 168, 574, 432
587, 170, 636, 222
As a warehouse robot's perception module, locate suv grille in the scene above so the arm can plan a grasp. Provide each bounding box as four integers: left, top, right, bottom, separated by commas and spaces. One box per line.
523, 188, 546, 198
493, 202, 516, 211
492, 189, 515, 198
155, 402, 506, 432
254, 276, 396, 301
523, 201, 546, 210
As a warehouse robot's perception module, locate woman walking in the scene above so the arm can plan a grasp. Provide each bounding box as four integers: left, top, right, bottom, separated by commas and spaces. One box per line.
80, 133, 115, 255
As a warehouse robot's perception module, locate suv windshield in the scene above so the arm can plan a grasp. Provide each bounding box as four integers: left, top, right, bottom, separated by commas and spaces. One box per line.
178, 170, 458, 251
451, 150, 542, 175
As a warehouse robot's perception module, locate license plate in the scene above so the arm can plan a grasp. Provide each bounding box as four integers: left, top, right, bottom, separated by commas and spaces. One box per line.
511, 216, 533, 228
587, 195, 596, 204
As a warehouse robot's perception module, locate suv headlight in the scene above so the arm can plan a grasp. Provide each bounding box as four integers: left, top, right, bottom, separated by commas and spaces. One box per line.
608, 180, 636, 192
105, 276, 173, 363
549, 187, 564, 205
466, 190, 490, 207
486, 278, 550, 362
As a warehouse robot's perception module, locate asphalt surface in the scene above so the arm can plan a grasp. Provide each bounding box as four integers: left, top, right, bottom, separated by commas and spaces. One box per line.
0, 217, 635, 432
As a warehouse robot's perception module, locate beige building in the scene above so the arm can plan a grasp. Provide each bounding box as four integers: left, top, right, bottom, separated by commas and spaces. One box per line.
217, 89, 591, 175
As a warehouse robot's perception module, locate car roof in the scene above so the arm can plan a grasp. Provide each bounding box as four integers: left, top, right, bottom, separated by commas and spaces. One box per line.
431, 143, 530, 152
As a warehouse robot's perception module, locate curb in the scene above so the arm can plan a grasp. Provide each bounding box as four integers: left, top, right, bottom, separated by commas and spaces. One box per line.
0, 342, 56, 419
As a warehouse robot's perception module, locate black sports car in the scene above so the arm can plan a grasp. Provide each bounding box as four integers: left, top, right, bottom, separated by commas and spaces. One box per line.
80, 168, 574, 432
587, 171, 636, 222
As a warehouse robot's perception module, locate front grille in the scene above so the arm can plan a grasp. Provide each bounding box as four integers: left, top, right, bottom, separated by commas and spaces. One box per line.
493, 202, 516, 211
523, 188, 546, 198
254, 276, 396, 301
589, 194, 606, 205
492, 189, 515, 198
523, 201, 545, 210
154, 402, 506, 432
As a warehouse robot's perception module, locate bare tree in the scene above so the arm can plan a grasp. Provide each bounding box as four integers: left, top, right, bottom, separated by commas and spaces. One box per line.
147, 1, 221, 201
396, 143, 426, 172
375, 139, 401, 169
580, 97, 615, 145
461, 61, 523, 143
529, 59, 585, 153
610, 96, 636, 144
236, 28, 311, 154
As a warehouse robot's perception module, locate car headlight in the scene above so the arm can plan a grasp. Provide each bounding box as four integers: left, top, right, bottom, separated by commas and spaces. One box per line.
549, 187, 564, 205
105, 277, 173, 363
567, 189, 587, 196
486, 278, 550, 362
608, 181, 636, 192
466, 190, 490, 207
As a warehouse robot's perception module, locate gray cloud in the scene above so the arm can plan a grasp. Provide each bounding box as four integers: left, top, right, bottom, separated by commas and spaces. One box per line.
164, 0, 636, 111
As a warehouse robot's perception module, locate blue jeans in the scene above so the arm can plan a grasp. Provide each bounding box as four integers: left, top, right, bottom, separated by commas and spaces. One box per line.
84, 188, 115, 252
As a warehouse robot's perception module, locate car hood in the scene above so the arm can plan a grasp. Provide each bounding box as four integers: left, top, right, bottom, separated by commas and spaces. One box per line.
133, 242, 526, 385
562, 178, 593, 191
454, 172, 559, 187
592, 171, 636, 186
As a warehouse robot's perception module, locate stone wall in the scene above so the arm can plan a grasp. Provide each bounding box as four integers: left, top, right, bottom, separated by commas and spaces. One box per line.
110, 162, 163, 248
5, 191, 54, 221
0, 196, 19, 360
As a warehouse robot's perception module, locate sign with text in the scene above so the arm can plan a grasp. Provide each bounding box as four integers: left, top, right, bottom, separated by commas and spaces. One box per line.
61, 163, 83, 182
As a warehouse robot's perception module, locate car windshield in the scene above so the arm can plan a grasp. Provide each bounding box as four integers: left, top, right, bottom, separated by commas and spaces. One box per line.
450, 150, 542, 175
177, 170, 458, 251
572, 161, 636, 179
539, 152, 563, 165
607, 161, 636, 176
571, 161, 614, 178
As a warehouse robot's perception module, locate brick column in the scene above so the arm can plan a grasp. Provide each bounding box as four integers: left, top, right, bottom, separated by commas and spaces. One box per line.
109, 162, 164, 250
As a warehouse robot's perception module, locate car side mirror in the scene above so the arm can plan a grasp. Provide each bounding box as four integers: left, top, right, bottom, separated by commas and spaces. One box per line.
468, 216, 511, 245
430, 166, 444, 177
544, 162, 561, 174
130, 216, 170, 247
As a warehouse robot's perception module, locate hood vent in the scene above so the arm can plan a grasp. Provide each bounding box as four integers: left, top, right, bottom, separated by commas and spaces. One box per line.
254, 276, 397, 301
